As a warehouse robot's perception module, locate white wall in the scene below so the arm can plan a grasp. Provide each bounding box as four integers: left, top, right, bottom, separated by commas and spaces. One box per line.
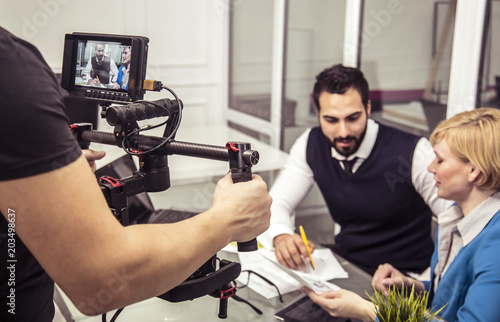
360, 0, 448, 91
0, 0, 227, 128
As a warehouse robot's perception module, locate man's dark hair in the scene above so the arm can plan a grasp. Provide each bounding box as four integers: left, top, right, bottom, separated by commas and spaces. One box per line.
312, 64, 369, 111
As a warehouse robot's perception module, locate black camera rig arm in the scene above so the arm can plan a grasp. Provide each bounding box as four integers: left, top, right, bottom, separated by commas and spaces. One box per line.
71, 99, 260, 250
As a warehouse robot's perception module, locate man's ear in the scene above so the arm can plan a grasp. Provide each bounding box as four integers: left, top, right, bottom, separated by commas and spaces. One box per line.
366, 100, 372, 118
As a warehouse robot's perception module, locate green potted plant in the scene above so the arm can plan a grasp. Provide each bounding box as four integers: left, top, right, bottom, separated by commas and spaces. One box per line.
366, 284, 447, 322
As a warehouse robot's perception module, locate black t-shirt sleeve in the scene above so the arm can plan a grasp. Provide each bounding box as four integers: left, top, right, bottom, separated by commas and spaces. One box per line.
0, 28, 83, 321
0, 29, 81, 180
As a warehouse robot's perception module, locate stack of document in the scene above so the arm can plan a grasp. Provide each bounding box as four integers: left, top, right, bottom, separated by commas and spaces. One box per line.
237, 248, 348, 299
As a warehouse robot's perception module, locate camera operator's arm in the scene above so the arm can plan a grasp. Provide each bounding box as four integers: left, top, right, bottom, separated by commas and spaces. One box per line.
0, 155, 271, 316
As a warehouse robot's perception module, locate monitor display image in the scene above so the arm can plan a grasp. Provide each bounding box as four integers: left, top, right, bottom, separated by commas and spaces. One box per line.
74, 40, 131, 91
61, 32, 149, 104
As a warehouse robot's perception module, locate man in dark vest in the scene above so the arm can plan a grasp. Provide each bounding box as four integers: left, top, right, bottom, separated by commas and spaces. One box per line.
260, 64, 452, 275
85, 43, 118, 86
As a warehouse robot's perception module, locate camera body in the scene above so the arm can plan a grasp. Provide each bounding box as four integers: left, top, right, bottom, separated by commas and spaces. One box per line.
61, 32, 149, 105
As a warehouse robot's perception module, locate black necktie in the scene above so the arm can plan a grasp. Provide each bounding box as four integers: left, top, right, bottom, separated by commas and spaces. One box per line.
342, 158, 357, 175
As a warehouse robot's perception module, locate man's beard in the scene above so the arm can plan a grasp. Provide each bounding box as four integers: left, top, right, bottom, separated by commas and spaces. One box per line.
96, 55, 104, 62
331, 123, 367, 157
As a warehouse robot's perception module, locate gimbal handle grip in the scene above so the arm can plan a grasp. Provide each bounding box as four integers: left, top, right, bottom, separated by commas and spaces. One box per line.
231, 171, 258, 252
237, 240, 258, 252
226, 142, 259, 252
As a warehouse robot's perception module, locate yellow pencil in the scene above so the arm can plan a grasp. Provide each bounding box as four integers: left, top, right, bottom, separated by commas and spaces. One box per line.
299, 225, 315, 270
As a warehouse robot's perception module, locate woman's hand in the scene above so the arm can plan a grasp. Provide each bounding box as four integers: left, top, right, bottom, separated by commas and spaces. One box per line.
302, 287, 376, 321
372, 263, 426, 295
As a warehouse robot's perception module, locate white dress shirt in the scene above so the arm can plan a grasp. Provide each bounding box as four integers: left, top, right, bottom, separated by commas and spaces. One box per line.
259, 119, 452, 248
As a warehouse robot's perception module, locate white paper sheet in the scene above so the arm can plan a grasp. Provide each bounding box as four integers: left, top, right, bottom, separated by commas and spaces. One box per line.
237, 248, 348, 298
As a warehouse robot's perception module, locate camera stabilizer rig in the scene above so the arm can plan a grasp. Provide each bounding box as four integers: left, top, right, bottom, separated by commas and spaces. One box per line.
69, 96, 260, 319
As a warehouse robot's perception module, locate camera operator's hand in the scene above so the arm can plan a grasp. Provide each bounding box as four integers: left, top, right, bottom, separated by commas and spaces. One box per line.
82, 149, 106, 172
211, 173, 272, 243
274, 233, 316, 271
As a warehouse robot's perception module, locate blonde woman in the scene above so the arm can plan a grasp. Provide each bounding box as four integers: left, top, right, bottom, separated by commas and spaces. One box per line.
114, 46, 131, 90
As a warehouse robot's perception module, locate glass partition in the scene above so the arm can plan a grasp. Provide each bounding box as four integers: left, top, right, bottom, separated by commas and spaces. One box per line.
360, 0, 455, 137
282, 0, 346, 151
228, 0, 275, 143
228, 0, 461, 147
228, 0, 346, 150
479, 1, 500, 110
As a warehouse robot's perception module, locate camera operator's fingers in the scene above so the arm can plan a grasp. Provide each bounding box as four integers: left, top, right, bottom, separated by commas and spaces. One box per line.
215, 172, 233, 189
216, 172, 263, 188
212, 174, 271, 243
274, 234, 306, 270
82, 149, 106, 173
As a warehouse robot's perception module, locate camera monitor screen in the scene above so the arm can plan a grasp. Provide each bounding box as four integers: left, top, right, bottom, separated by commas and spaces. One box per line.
62, 32, 149, 104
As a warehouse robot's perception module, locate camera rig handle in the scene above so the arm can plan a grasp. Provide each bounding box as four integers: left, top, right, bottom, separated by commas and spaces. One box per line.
72, 123, 261, 246
226, 142, 259, 252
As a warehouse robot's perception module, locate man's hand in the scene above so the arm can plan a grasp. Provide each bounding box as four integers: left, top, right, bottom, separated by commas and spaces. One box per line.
82, 149, 106, 172
372, 263, 425, 295
211, 173, 272, 244
88, 78, 101, 86
273, 233, 316, 270
302, 287, 376, 321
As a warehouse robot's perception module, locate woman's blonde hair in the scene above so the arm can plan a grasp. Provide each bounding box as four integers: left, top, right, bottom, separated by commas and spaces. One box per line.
430, 107, 500, 191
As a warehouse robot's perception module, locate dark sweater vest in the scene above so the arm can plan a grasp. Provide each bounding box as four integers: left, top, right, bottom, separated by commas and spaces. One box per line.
306, 124, 434, 273
91, 55, 111, 84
